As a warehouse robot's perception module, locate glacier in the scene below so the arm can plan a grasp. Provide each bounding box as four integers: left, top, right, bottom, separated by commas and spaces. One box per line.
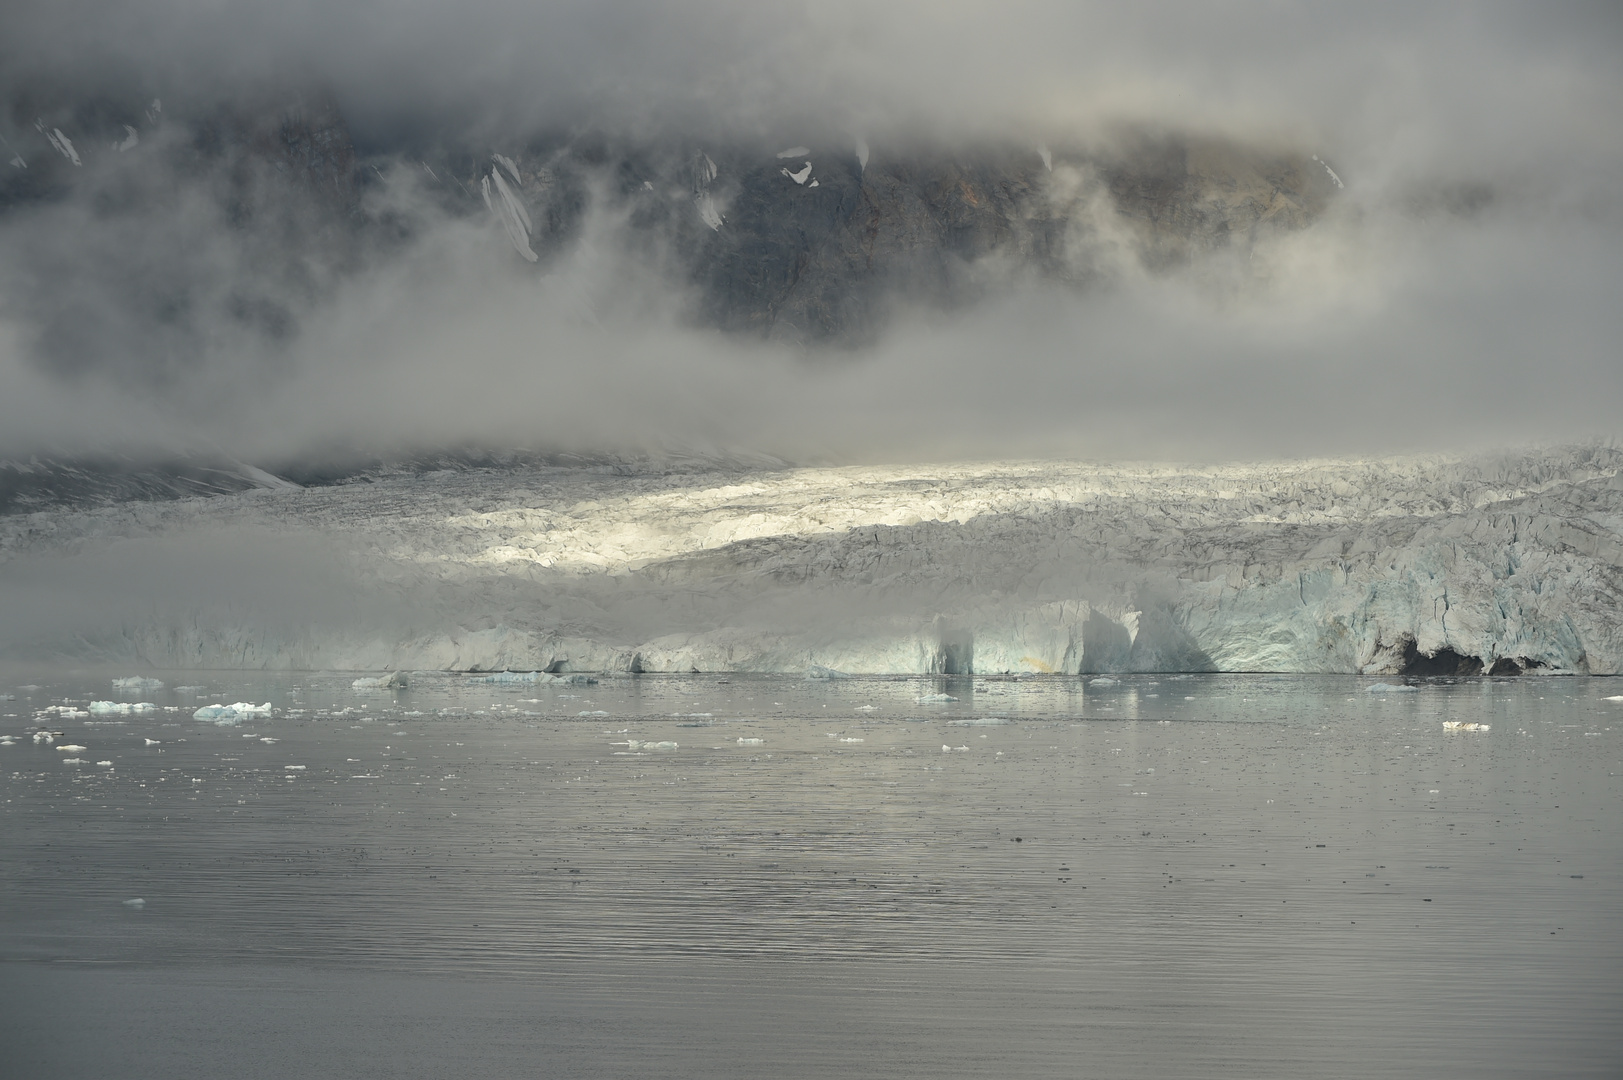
0, 446, 1620, 676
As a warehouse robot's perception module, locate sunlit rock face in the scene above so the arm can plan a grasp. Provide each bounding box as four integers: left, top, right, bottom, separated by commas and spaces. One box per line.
2, 446, 1618, 675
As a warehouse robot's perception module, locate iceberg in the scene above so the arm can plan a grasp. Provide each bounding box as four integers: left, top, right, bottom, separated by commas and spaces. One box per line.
88, 701, 157, 714
193, 702, 272, 723
806, 665, 851, 680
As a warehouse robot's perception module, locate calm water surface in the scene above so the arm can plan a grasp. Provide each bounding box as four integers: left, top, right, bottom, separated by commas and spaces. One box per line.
2, 672, 1619, 1078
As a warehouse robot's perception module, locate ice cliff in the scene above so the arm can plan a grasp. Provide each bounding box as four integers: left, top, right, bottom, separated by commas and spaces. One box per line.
1, 445, 1618, 675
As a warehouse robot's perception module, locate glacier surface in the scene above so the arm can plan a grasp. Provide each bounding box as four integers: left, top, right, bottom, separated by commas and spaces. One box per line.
1, 447, 1620, 675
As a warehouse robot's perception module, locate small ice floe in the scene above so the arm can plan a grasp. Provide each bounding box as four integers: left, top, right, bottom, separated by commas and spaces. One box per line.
1442, 721, 1490, 732
942, 744, 969, 752
352, 672, 408, 689
1367, 683, 1418, 693
914, 694, 957, 703
1036, 142, 1052, 171
33, 731, 61, 743
57, 744, 88, 753
61, 758, 85, 764
855, 704, 877, 711
1089, 677, 1118, 687
259, 737, 278, 744
284, 765, 306, 771
777, 146, 810, 159
97, 760, 113, 767
114, 125, 139, 152
144, 738, 160, 746
619, 739, 677, 750
781, 162, 812, 185
1603, 695, 1623, 702
0, 693, 12, 700
807, 665, 851, 680
123, 898, 145, 908
193, 702, 272, 723
949, 717, 1009, 726
838, 737, 864, 743
737, 737, 765, 746
113, 677, 165, 692
89, 701, 157, 714
578, 710, 608, 716
0, 737, 14, 746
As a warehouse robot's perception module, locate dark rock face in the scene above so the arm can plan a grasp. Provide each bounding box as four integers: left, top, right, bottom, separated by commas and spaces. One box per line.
2, 81, 1342, 375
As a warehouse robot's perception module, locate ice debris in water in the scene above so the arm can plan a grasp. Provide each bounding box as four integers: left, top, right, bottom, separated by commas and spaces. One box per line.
123, 898, 145, 908
1089, 677, 1119, 687
1603, 696, 1623, 702
914, 694, 957, 703
1442, 721, 1490, 732
352, 672, 408, 689
473, 671, 596, 685
949, 717, 1009, 726
89, 701, 157, 714
56, 744, 88, 752
61, 758, 84, 764
113, 677, 164, 691
1367, 683, 1418, 693
193, 702, 272, 723
807, 665, 851, 680
838, 737, 864, 743
737, 737, 765, 746
942, 745, 969, 752
97, 760, 113, 766
619, 739, 678, 750
144, 738, 160, 746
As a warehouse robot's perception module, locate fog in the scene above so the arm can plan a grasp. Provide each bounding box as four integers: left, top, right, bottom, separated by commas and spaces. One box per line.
2, 1, 1620, 466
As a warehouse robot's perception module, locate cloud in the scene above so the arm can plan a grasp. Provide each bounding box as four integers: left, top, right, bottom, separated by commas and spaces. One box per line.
0, 1, 1620, 465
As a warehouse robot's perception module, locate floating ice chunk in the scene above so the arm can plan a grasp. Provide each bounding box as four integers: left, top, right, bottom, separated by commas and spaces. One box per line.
1603, 696, 1623, 702
57, 744, 87, 753
942, 744, 969, 752
89, 701, 157, 714
807, 665, 851, 680
1442, 721, 1490, 732
1036, 143, 1052, 171
61, 758, 84, 764
737, 737, 765, 746
697, 193, 724, 230
144, 738, 160, 746
855, 705, 877, 712
284, 765, 306, 771
352, 672, 408, 689
624, 739, 678, 750
123, 898, 145, 908
115, 125, 138, 152
97, 760, 113, 766
854, 138, 869, 172
1367, 683, 1418, 693
0, 738, 14, 746
32, 731, 58, 743
492, 153, 522, 185
193, 702, 272, 723
949, 717, 1009, 726
838, 737, 864, 743
1089, 677, 1118, 687
781, 162, 812, 185
114, 677, 164, 691
914, 694, 957, 703
776, 146, 810, 159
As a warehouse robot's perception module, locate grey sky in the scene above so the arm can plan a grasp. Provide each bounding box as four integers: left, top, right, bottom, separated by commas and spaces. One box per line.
0, 1, 1619, 463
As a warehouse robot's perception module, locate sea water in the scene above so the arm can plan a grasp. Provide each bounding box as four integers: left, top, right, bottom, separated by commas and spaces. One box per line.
1, 672, 1618, 1078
